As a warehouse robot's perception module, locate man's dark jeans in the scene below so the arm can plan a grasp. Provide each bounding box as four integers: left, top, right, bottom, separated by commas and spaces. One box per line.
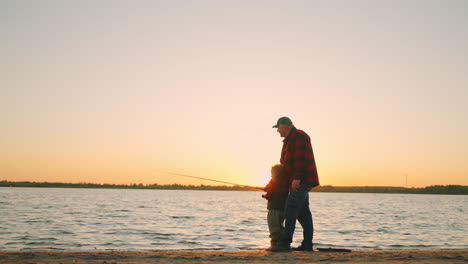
279, 183, 314, 249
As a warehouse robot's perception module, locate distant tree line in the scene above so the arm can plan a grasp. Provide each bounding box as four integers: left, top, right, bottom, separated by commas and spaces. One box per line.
313, 185, 468, 195
0, 181, 257, 191
1, 181, 467, 195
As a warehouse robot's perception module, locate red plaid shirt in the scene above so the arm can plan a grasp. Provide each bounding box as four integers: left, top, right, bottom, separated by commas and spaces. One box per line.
280, 127, 320, 188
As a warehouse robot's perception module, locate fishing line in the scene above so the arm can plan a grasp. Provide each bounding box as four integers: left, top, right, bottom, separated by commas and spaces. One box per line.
158, 171, 264, 190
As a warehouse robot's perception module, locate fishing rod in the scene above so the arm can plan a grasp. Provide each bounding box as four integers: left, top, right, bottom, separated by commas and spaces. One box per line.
158, 171, 264, 190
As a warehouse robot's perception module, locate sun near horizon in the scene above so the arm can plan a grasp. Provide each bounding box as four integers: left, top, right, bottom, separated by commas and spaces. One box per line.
1, 1, 467, 188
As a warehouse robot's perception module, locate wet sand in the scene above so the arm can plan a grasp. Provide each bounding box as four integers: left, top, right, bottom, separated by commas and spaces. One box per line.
0, 249, 466, 263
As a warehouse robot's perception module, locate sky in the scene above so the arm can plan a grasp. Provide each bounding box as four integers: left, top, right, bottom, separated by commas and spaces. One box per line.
1, 0, 467, 187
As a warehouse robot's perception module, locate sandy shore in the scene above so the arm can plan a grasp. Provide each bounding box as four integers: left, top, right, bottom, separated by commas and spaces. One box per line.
0, 249, 466, 264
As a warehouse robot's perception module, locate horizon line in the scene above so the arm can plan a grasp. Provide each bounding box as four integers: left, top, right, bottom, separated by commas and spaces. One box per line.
1, 180, 466, 189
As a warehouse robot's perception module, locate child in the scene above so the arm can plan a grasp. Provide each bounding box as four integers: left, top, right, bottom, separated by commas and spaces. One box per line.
262, 164, 290, 251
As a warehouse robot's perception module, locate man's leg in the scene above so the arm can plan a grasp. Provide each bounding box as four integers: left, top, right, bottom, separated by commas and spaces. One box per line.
279, 184, 310, 249
278, 209, 285, 236
297, 191, 313, 249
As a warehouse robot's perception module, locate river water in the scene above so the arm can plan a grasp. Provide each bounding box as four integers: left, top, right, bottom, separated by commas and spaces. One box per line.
1, 188, 466, 251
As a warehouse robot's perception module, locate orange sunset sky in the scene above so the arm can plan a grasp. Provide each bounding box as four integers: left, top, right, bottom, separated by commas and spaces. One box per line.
1, 1, 467, 187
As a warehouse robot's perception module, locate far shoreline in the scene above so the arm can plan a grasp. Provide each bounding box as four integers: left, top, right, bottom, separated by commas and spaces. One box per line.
1, 181, 467, 195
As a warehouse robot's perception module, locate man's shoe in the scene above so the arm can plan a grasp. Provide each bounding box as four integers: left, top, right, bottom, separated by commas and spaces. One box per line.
292, 245, 313, 251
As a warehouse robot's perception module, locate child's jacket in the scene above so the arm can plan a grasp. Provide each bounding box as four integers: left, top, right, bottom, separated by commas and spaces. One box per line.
264, 177, 289, 210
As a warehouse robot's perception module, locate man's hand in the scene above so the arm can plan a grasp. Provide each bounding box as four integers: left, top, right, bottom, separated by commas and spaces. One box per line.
291, 179, 301, 191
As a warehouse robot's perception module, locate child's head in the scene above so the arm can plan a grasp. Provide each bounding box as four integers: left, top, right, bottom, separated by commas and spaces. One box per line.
271, 164, 285, 181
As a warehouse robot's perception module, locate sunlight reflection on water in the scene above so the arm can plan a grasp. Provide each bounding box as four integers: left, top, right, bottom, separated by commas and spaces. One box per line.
1, 188, 466, 250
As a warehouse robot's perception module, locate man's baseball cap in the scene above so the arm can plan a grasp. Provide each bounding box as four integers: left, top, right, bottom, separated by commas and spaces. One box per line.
272, 117, 293, 128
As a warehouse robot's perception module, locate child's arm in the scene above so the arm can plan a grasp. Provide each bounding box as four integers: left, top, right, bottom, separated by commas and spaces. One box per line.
263, 179, 275, 200
264, 179, 273, 192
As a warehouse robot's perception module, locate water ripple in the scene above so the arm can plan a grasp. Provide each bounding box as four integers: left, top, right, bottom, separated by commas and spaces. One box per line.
1, 188, 466, 250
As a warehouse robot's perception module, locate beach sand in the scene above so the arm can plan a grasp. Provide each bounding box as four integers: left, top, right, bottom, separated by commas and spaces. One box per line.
0, 249, 466, 264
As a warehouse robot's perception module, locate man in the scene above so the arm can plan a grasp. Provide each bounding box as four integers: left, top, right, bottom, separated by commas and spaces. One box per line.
272, 117, 319, 252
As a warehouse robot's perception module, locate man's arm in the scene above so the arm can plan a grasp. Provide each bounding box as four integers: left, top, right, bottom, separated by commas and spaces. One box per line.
291, 134, 309, 191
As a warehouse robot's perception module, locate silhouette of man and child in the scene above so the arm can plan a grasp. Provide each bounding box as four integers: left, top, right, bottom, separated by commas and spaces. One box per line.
262, 117, 320, 252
